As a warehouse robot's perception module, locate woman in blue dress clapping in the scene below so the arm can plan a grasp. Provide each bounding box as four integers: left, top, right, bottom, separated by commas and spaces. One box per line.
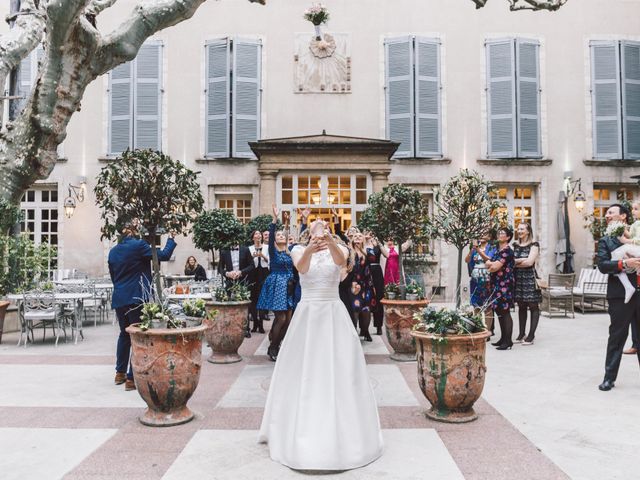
258, 204, 295, 361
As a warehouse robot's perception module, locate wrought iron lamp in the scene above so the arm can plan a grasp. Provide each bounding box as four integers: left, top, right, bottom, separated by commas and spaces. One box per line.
64, 177, 86, 218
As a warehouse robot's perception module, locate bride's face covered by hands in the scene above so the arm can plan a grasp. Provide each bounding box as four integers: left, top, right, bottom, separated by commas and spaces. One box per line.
309, 220, 328, 251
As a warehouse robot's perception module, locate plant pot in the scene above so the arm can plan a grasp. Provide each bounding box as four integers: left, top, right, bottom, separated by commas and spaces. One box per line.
411, 329, 491, 423
381, 298, 429, 362
0, 301, 9, 344
126, 322, 208, 427
386, 293, 397, 300
204, 300, 251, 364
406, 293, 419, 301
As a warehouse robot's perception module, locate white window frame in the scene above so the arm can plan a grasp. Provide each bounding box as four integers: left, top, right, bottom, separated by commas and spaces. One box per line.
217, 195, 253, 224
20, 185, 60, 276
494, 184, 537, 235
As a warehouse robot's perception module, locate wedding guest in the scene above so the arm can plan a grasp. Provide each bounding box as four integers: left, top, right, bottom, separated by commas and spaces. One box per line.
109, 220, 176, 391
486, 227, 515, 351
219, 240, 255, 338
249, 230, 269, 334
350, 232, 375, 341
364, 231, 385, 336
184, 255, 207, 282
513, 223, 542, 345
332, 209, 355, 317
596, 203, 640, 391
258, 205, 295, 361
465, 231, 497, 335
381, 239, 412, 285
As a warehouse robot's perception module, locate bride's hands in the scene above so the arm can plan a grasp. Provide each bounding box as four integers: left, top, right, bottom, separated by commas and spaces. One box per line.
307, 235, 328, 253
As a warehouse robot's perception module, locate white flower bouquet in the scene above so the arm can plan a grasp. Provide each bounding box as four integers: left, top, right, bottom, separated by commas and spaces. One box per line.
605, 220, 627, 238
303, 3, 329, 25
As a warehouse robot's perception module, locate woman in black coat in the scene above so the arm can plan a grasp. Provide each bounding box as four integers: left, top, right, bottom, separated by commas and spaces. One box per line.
184, 256, 207, 281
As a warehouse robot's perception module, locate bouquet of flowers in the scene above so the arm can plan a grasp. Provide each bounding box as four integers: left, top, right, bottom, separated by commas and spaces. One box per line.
605, 220, 626, 238
303, 3, 329, 25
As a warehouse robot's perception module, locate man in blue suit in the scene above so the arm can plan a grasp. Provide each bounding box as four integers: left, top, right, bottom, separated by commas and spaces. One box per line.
108, 221, 177, 391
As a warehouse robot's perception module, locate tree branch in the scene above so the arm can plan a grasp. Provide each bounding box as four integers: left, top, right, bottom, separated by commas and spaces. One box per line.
85, 0, 118, 16
470, 0, 569, 10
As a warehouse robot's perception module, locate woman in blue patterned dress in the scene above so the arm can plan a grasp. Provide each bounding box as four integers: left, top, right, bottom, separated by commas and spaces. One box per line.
486, 227, 515, 350
465, 231, 497, 334
258, 205, 295, 361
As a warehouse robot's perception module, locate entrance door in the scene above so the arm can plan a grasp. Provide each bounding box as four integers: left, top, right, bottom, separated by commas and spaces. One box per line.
278, 173, 371, 234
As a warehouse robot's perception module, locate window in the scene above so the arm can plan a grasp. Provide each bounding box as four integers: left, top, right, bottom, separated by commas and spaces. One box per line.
493, 185, 536, 232
486, 38, 541, 159
593, 185, 638, 220
108, 41, 163, 155
384, 36, 442, 158
205, 37, 262, 158
20, 187, 59, 275
278, 174, 371, 230
218, 196, 252, 224
590, 41, 640, 160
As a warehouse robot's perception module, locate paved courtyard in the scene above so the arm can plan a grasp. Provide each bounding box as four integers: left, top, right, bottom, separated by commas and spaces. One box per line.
0, 308, 637, 480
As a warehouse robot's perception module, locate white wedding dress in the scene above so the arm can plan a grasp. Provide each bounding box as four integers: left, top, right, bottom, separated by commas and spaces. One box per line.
258, 247, 384, 470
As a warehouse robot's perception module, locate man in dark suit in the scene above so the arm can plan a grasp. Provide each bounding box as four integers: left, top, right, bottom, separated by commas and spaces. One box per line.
218, 244, 255, 337
108, 221, 177, 391
597, 203, 640, 391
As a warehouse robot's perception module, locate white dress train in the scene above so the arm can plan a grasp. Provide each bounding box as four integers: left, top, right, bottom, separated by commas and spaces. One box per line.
258, 247, 384, 470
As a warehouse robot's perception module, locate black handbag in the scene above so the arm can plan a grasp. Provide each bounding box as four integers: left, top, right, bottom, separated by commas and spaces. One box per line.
287, 277, 296, 297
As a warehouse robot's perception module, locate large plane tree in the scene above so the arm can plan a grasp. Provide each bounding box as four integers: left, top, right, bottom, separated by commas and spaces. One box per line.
0, 0, 567, 208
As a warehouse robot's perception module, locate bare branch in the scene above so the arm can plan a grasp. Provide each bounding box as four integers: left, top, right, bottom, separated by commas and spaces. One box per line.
470, 0, 568, 10
85, 0, 118, 16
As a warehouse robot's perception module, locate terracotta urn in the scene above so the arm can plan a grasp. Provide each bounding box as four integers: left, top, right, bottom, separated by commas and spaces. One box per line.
381, 298, 429, 361
0, 301, 9, 344
126, 322, 207, 427
411, 329, 491, 423
204, 301, 251, 364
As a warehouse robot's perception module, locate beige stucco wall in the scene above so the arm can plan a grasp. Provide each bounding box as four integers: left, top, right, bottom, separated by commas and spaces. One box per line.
1, 0, 639, 299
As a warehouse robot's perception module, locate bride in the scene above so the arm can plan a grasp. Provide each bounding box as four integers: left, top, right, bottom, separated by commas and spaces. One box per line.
258, 214, 383, 470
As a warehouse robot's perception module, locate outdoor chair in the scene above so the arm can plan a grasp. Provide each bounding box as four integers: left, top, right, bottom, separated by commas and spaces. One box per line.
573, 268, 608, 312
20, 290, 65, 347
81, 282, 107, 327
540, 273, 576, 318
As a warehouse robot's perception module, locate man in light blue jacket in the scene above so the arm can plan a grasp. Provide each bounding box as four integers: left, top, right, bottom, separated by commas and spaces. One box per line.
108, 221, 176, 391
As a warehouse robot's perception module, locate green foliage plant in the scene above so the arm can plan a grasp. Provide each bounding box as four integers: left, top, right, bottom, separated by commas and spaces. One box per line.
413, 305, 485, 342
94, 149, 204, 304
193, 209, 245, 260
424, 169, 503, 309
357, 184, 430, 290
0, 234, 56, 296
384, 282, 401, 299
182, 298, 206, 318
405, 280, 425, 299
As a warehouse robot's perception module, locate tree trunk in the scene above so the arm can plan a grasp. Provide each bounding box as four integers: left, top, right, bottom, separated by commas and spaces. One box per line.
398, 241, 405, 288
148, 228, 163, 304
455, 247, 464, 309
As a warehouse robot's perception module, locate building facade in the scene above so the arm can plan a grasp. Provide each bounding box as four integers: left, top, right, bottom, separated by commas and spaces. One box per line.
2, 0, 639, 300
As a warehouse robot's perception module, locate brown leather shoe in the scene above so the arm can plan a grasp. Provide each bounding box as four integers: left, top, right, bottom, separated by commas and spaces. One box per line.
623, 347, 638, 355
114, 372, 126, 385
124, 379, 136, 391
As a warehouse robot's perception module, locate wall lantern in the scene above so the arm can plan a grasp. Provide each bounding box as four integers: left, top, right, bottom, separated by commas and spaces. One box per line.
64, 177, 86, 218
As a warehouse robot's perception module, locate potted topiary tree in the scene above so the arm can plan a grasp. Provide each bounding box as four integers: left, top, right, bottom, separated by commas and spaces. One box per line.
358, 184, 430, 361
94, 148, 206, 427
192, 209, 252, 364
411, 169, 502, 423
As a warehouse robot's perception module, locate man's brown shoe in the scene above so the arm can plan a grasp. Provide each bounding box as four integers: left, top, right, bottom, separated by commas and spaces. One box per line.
114, 372, 126, 385
623, 347, 638, 355
124, 379, 136, 391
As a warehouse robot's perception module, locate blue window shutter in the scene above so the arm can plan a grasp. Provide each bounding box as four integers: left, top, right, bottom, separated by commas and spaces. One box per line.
385, 36, 414, 158
486, 39, 516, 158
205, 38, 231, 157
590, 41, 622, 159
232, 37, 261, 158
415, 37, 442, 158
134, 41, 162, 151
109, 59, 133, 155
516, 39, 541, 158
622, 41, 640, 160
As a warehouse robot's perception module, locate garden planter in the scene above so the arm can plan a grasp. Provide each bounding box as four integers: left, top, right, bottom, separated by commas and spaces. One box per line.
126, 322, 207, 427
0, 301, 9, 344
204, 300, 251, 364
381, 299, 429, 361
411, 329, 491, 423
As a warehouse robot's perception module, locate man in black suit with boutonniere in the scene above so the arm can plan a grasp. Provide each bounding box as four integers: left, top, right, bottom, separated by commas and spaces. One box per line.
597, 203, 640, 391
218, 244, 255, 337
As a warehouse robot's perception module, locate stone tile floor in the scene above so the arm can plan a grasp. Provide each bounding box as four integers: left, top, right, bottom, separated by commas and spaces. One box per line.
0, 308, 636, 479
